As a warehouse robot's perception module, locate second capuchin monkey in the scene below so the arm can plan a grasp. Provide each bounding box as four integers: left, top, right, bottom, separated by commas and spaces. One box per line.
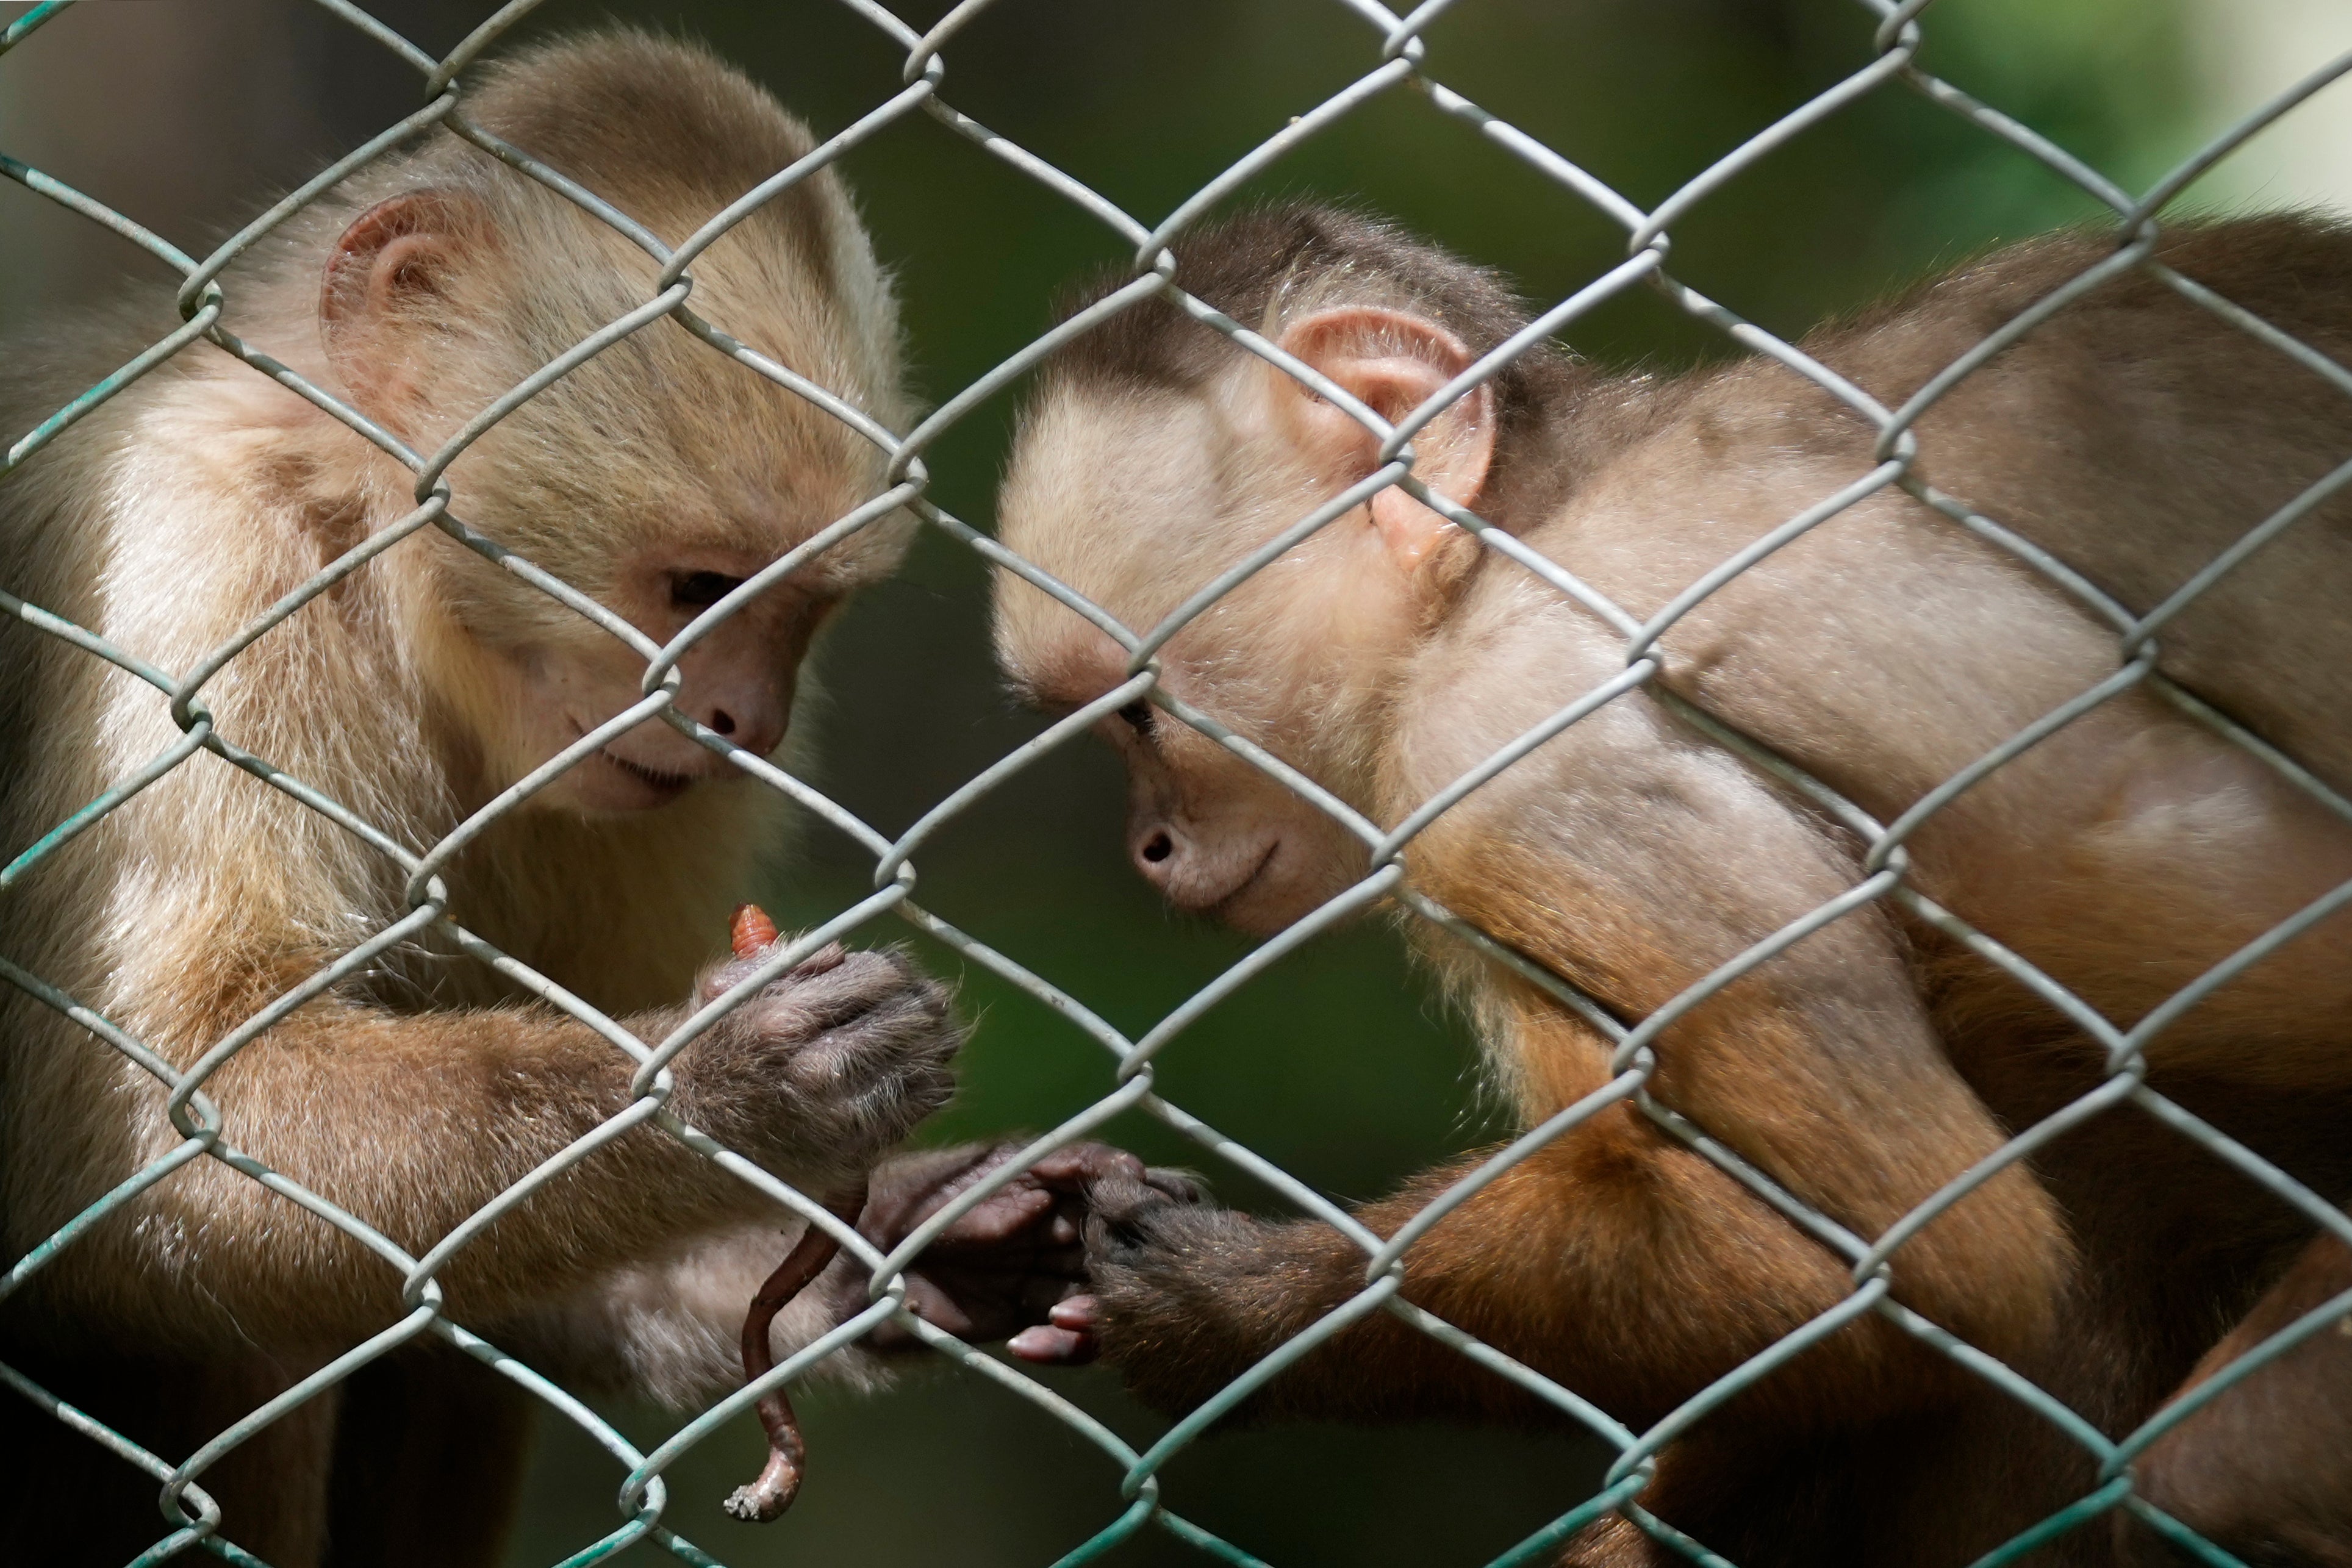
994, 207, 2352, 1566
0, 30, 1122, 1568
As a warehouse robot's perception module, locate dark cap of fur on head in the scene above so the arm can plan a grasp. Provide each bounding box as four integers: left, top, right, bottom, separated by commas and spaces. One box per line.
1044, 206, 1539, 384
1038, 204, 1580, 469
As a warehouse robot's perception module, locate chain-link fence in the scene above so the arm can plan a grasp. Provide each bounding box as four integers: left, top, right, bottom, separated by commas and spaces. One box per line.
2, 0, 2349, 1564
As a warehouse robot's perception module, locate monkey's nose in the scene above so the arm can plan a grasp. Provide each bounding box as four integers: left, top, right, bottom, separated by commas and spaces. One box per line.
1139, 830, 1174, 864
688, 691, 784, 756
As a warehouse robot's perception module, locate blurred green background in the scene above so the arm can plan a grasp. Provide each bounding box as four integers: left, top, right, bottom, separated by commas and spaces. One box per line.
0, 0, 2300, 1561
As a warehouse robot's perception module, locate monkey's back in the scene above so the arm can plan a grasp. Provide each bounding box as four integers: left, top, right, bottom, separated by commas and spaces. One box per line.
1824, 215, 2352, 792
1443, 218, 2352, 1078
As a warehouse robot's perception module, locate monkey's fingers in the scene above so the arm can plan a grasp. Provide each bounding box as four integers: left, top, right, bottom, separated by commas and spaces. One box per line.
1143, 1168, 1208, 1205
1029, 1145, 1148, 1190
1050, 1295, 1101, 1331
1005, 1326, 1094, 1363
789, 941, 848, 979
1030, 1146, 1207, 1211
1007, 1297, 1103, 1364
923, 1183, 1056, 1251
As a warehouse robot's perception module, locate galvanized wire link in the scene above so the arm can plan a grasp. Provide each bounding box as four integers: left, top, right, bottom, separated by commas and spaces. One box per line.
2, 1, 2348, 1564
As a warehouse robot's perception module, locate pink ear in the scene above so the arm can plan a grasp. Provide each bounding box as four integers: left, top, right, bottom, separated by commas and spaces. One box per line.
319, 190, 492, 435
1269, 307, 1494, 574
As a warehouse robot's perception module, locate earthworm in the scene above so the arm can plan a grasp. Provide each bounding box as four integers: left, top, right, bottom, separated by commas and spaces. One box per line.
719, 903, 867, 1523
721, 1179, 869, 1522
729, 902, 779, 957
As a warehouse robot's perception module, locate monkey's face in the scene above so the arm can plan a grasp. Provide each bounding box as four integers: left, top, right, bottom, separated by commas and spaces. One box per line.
1099, 697, 1369, 934
317, 181, 912, 818
995, 381, 1391, 933
421, 423, 904, 818
995, 590, 1369, 934
1000, 307, 1497, 929
416, 417, 906, 818
486, 550, 839, 815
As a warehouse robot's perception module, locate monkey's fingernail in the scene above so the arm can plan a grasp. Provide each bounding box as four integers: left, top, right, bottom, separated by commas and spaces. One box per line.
1007, 1325, 1091, 1363
1049, 1294, 1101, 1331
731, 903, 781, 960
1049, 1214, 1080, 1245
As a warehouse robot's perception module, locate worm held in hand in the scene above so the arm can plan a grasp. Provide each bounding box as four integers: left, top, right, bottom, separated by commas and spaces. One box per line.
730, 902, 780, 959
722, 1181, 868, 1522
719, 902, 870, 1523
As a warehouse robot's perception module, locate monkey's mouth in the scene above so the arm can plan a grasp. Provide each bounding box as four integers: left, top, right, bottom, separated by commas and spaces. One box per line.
1202, 840, 1283, 923
597, 748, 699, 799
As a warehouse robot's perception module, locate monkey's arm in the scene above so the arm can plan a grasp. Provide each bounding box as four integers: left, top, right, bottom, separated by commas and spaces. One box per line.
55, 948, 958, 1352
1072, 744, 2074, 1430
1071, 1077, 1924, 1430
505, 1142, 1105, 1406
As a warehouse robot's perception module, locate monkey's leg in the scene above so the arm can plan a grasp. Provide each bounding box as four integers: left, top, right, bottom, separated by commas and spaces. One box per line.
2121, 1224, 2352, 1568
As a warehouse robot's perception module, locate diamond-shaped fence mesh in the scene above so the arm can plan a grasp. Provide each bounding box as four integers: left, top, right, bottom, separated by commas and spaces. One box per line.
1, 0, 2348, 1563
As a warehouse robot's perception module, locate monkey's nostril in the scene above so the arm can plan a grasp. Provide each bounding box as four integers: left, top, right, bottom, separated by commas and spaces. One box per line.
1140, 831, 1174, 865
711, 709, 737, 736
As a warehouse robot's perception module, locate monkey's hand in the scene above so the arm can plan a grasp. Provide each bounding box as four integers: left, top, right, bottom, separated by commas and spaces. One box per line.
664, 940, 964, 1184
1005, 1148, 1244, 1389
819, 1142, 1164, 1351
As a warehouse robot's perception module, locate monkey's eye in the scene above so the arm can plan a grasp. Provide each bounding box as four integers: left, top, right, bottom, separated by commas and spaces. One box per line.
669, 571, 747, 610
1117, 701, 1156, 738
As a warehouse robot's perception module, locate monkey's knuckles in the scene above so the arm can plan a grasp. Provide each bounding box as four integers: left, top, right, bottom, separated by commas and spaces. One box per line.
826, 1143, 1109, 1351
861, 1140, 1030, 1231
675, 952, 964, 1163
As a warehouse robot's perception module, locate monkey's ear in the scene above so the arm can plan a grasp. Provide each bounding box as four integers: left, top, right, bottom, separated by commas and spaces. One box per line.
1269, 307, 1495, 575
319, 190, 495, 437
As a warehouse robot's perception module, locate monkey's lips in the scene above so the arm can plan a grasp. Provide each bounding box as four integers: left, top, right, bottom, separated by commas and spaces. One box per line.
547, 713, 714, 811
578, 746, 709, 810
1196, 840, 1290, 932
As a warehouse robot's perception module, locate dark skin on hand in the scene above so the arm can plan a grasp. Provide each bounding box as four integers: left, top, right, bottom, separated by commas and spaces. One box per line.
1007, 1150, 1206, 1366
716, 904, 1199, 1516
724, 1133, 1192, 1515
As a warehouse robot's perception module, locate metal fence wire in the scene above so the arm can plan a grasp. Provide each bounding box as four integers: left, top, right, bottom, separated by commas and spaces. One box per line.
2, 0, 2351, 1563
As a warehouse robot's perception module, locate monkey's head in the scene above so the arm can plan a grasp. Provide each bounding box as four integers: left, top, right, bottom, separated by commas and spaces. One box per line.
996, 208, 1561, 934
287, 34, 912, 817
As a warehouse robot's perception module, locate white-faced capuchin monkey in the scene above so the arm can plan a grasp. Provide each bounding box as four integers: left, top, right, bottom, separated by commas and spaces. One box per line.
0, 32, 1108, 1568
994, 207, 2352, 1567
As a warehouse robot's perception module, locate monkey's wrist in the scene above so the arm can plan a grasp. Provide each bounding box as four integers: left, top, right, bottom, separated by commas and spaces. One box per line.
1093, 1209, 1345, 1419
633, 1006, 769, 1151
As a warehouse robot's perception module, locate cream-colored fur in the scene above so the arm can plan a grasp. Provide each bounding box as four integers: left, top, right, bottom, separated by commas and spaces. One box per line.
0, 31, 930, 1566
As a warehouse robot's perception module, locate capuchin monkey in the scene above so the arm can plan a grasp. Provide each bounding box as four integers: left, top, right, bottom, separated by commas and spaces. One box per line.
994, 207, 2352, 1566
0, 32, 1105, 1568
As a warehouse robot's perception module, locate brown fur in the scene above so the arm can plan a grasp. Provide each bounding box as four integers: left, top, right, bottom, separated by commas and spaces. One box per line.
995, 208, 2352, 1566
2129, 1226, 2352, 1566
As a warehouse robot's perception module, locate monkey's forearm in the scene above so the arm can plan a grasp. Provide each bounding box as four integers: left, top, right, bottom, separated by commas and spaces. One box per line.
59, 1001, 841, 1345
1095, 1120, 1965, 1433
1089, 1201, 1559, 1428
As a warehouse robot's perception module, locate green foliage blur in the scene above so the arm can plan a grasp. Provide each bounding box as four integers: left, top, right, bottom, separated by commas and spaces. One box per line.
464, 1, 2203, 1561
0, 0, 2204, 1561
